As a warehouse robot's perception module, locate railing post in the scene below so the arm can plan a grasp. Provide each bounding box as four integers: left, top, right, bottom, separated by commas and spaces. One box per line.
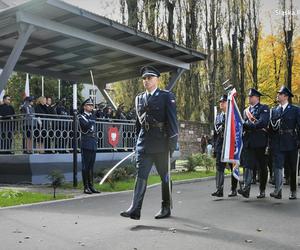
72, 110, 78, 187
72, 82, 78, 187
31, 115, 34, 154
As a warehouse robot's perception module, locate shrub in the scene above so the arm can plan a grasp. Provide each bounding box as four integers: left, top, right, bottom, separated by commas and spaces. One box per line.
1, 190, 23, 198
96, 165, 137, 188
187, 153, 215, 172
47, 170, 65, 199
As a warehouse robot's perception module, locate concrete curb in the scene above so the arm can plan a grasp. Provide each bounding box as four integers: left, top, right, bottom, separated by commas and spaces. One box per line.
0, 174, 226, 210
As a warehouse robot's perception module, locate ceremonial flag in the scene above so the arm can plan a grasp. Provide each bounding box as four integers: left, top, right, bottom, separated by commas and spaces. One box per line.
221, 88, 244, 180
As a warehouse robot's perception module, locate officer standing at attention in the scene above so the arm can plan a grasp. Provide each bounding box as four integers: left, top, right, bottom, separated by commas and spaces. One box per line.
78, 98, 100, 194
120, 66, 178, 220
211, 94, 238, 197
238, 88, 269, 198
269, 86, 300, 199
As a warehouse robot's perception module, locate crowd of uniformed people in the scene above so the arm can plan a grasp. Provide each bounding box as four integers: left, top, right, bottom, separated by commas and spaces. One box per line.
212, 86, 300, 200
0, 94, 135, 154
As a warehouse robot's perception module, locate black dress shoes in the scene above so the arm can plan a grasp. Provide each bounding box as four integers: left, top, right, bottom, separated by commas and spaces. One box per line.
256, 191, 266, 199
228, 190, 237, 197
211, 189, 223, 197
289, 191, 297, 200
84, 188, 93, 194
155, 206, 171, 219
120, 210, 141, 220
89, 186, 101, 193
270, 190, 282, 199
238, 188, 250, 198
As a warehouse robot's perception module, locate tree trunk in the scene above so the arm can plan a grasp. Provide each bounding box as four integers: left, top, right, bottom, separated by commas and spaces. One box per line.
144, 0, 158, 35
282, 0, 294, 102
239, 0, 246, 111
227, 0, 240, 93
166, 0, 175, 42
126, 0, 138, 28
247, 0, 260, 89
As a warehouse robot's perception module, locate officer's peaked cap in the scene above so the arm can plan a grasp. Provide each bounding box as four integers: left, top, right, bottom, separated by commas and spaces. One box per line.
140, 66, 160, 78
248, 88, 263, 97
24, 96, 35, 102
82, 97, 94, 106
277, 86, 293, 97
219, 94, 228, 102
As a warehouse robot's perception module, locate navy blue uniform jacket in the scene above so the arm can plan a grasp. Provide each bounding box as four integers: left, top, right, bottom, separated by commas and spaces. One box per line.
243, 103, 269, 148
78, 112, 97, 151
214, 112, 225, 153
270, 104, 300, 152
135, 88, 178, 154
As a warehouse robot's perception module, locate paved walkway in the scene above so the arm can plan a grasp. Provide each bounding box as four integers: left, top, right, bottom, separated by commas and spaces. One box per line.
0, 179, 300, 250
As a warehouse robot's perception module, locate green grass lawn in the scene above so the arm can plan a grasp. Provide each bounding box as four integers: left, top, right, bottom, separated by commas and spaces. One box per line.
0, 189, 71, 208
99, 170, 217, 192
0, 169, 234, 207
63, 170, 217, 192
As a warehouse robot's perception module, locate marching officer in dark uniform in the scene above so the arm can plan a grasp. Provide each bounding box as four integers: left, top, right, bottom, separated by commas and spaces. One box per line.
120, 66, 178, 220
238, 88, 269, 198
269, 86, 300, 199
78, 97, 100, 194
211, 94, 238, 197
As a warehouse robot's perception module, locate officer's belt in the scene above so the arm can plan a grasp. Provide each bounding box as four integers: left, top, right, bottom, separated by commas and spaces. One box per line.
278, 129, 295, 135
246, 128, 268, 133
142, 122, 165, 129
82, 132, 96, 137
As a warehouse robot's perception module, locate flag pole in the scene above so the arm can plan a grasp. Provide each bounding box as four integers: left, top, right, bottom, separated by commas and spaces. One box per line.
90, 70, 96, 108
25, 73, 30, 97
58, 79, 61, 100
168, 151, 173, 209
41, 76, 44, 96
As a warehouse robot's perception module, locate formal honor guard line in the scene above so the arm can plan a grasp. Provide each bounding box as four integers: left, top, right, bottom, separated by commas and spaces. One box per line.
0, 0, 206, 185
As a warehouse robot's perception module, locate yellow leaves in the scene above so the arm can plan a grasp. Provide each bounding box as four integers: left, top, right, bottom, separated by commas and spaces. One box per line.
255, 34, 300, 105
292, 37, 300, 103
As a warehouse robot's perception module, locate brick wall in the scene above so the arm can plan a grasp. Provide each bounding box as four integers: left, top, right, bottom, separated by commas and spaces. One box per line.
178, 120, 211, 158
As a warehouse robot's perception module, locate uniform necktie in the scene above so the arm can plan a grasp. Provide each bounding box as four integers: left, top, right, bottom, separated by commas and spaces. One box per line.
279, 106, 283, 115
147, 93, 151, 101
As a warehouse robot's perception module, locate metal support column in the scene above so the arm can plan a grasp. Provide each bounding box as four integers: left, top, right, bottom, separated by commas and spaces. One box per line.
0, 24, 35, 93
99, 85, 118, 110
166, 68, 185, 91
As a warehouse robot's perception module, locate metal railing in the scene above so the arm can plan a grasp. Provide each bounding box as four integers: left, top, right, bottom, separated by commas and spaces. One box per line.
0, 114, 136, 154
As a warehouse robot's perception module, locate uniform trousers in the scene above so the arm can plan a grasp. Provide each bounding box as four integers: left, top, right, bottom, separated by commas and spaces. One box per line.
136, 151, 169, 183
215, 151, 238, 190
243, 147, 267, 191
273, 149, 298, 192
81, 148, 96, 172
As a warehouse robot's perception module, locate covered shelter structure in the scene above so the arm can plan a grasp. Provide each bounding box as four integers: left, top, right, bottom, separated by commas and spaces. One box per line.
0, 0, 206, 99
0, 0, 206, 184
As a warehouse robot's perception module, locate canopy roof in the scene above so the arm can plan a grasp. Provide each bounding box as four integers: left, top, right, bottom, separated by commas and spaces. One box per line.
0, 0, 206, 84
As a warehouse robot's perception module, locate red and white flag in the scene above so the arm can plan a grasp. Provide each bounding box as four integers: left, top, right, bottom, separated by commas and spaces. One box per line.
221, 88, 244, 180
